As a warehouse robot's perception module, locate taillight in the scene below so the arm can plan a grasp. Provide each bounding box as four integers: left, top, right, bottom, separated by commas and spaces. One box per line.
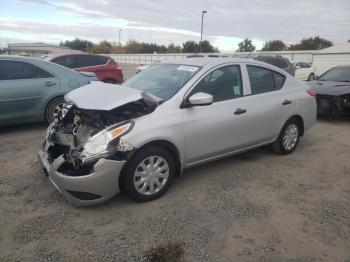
307, 89, 316, 97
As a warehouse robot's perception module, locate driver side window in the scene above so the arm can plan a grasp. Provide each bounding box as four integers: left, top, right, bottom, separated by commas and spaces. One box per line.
191, 65, 243, 103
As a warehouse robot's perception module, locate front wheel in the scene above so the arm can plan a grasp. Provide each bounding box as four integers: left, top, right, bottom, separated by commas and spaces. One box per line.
272, 118, 300, 155
122, 146, 175, 202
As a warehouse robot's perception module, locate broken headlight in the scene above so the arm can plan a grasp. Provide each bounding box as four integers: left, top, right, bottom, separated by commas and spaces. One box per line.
80, 122, 133, 163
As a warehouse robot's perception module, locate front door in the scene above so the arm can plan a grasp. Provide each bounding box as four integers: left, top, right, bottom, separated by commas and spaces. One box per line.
183, 65, 249, 164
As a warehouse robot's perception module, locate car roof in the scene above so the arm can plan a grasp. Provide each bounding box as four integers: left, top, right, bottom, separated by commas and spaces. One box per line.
333, 65, 350, 69
0, 55, 44, 62
160, 57, 266, 67
47, 53, 110, 59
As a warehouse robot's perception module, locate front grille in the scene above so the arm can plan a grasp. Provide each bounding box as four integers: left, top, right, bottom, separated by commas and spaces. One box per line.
316, 95, 333, 115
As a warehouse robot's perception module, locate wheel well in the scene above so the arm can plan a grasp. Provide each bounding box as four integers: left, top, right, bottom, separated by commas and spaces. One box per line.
290, 115, 304, 136
139, 140, 182, 176
118, 140, 182, 190
103, 79, 117, 84
44, 96, 64, 122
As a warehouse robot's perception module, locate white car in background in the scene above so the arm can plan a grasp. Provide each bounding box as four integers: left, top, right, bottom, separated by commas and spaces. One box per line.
293, 61, 316, 81
135, 64, 150, 74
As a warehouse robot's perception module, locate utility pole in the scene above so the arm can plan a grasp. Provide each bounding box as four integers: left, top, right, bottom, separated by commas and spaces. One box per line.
200, 10, 207, 53
118, 29, 123, 46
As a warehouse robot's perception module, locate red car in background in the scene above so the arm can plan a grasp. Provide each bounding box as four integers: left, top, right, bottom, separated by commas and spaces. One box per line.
48, 54, 123, 84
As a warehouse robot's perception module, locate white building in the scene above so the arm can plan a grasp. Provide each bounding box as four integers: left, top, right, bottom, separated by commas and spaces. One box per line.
3, 43, 82, 57
312, 43, 350, 75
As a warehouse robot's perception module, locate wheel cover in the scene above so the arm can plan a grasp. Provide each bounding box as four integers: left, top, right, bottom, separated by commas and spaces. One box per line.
282, 123, 299, 151
133, 156, 169, 196
52, 102, 68, 120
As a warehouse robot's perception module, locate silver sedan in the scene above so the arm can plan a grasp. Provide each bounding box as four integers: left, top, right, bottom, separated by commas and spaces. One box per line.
38, 58, 317, 205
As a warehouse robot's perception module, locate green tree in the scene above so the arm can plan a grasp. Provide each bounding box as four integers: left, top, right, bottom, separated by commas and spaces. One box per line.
124, 40, 143, 54
88, 41, 113, 54
60, 38, 93, 51
288, 36, 333, 50
237, 38, 256, 52
261, 40, 287, 51
200, 40, 218, 53
182, 41, 200, 53
140, 43, 168, 53
167, 43, 182, 53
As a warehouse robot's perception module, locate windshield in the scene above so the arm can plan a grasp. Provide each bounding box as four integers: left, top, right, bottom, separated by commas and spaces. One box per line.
318, 67, 350, 82
123, 64, 201, 100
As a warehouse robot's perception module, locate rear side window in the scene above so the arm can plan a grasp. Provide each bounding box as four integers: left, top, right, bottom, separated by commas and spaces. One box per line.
257, 57, 288, 69
52, 56, 75, 69
74, 55, 108, 68
0, 60, 54, 80
74, 55, 97, 68
95, 56, 109, 65
247, 65, 286, 95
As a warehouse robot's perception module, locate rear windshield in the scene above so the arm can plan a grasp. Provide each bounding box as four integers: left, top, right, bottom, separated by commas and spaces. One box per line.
123, 64, 201, 100
256, 57, 289, 69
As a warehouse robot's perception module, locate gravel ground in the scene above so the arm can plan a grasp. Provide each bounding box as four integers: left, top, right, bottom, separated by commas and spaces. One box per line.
0, 66, 349, 261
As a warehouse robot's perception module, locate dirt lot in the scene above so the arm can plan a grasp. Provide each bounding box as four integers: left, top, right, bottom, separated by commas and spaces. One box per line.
0, 66, 349, 261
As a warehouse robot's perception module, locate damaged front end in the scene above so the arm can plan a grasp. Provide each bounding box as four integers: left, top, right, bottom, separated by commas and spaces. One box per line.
38, 95, 157, 205
316, 94, 350, 118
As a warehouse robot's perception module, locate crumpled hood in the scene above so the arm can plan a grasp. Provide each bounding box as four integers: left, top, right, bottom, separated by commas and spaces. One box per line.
65, 82, 160, 110
308, 81, 350, 96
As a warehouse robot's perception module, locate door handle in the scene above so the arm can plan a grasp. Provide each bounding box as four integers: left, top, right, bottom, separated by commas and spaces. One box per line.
234, 108, 247, 115
45, 81, 56, 87
282, 99, 292, 105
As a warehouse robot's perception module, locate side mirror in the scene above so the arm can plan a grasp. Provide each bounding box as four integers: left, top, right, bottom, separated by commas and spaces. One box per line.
188, 92, 213, 106
295, 65, 301, 69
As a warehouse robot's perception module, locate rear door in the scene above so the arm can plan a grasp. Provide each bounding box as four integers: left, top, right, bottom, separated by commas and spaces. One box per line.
0, 60, 59, 123
238, 64, 293, 143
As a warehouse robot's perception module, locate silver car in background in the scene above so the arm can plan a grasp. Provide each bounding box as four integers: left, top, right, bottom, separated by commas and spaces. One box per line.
38, 58, 317, 206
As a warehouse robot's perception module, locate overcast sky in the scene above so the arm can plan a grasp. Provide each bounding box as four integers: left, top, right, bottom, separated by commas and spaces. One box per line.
0, 0, 349, 51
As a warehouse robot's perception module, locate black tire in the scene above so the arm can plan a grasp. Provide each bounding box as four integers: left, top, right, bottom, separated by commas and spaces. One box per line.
103, 79, 117, 84
272, 118, 301, 155
45, 97, 66, 123
307, 73, 315, 81
122, 146, 175, 202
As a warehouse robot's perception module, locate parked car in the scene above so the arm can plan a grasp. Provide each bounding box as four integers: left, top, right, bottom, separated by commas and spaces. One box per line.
309, 65, 350, 118
255, 55, 295, 76
47, 53, 123, 84
38, 58, 316, 206
293, 61, 316, 81
135, 64, 150, 74
0, 56, 97, 126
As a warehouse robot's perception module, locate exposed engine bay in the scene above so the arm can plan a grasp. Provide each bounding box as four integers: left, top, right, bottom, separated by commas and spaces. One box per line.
45, 98, 157, 175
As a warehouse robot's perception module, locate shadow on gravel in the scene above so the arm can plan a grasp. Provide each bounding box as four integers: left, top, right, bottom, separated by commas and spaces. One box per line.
0, 122, 47, 134
316, 116, 350, 123
142, 241, 185, 262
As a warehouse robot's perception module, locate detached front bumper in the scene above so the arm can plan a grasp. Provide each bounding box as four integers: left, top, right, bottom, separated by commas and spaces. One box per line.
38, 150, 125, 206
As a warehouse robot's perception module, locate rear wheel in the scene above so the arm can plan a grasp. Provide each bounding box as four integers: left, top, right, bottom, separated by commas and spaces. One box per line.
123, 146, 175, 202
45, 97, 67, 123
272, 118, 300, 155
